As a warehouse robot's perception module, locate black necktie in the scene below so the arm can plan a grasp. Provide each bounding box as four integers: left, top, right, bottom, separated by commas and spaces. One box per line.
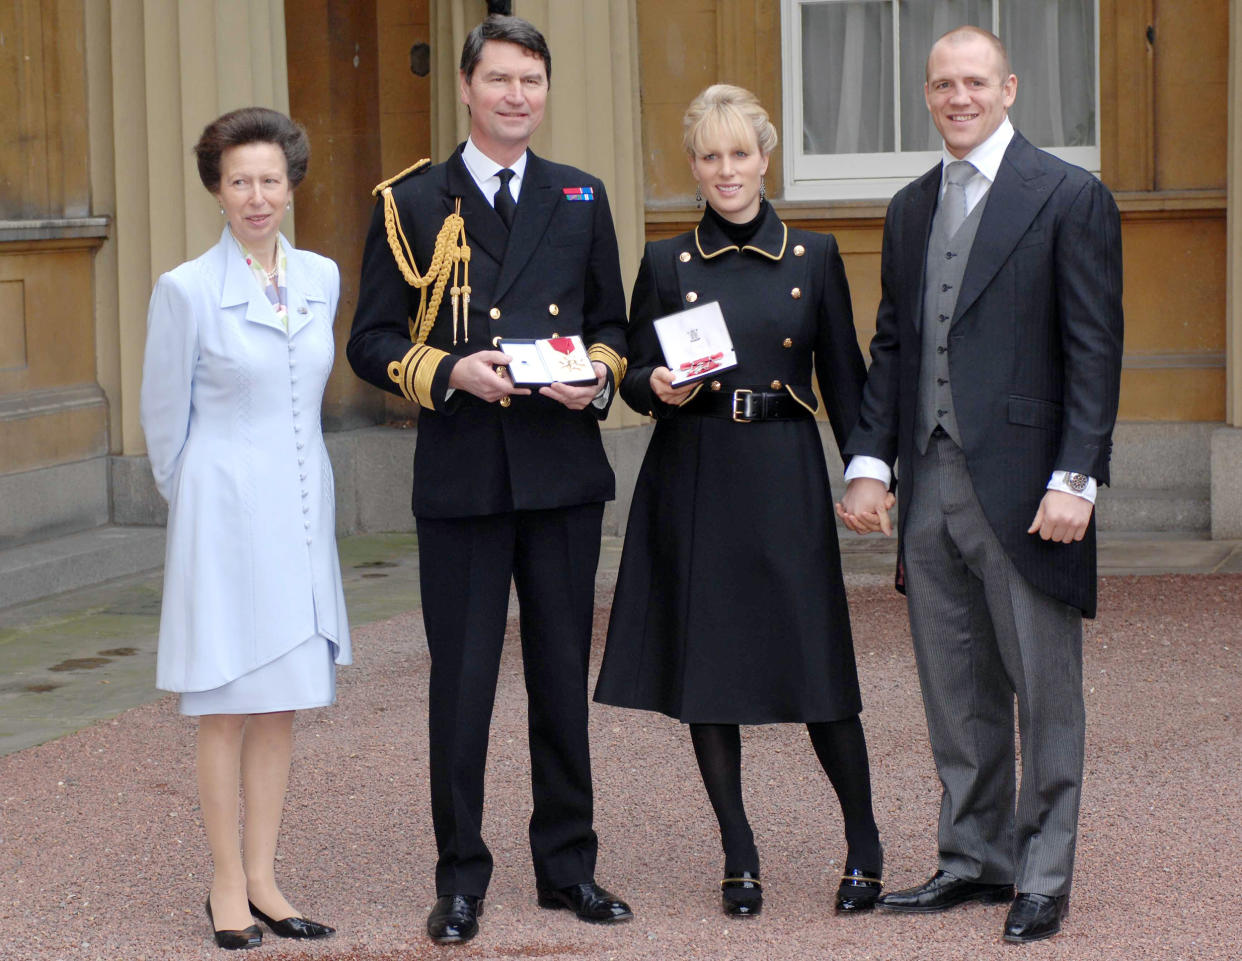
494, 168, 516, 229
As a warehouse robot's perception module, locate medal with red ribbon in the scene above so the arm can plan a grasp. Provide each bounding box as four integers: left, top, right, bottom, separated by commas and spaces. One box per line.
548, 336, 581, 374
679, 352, 724, 378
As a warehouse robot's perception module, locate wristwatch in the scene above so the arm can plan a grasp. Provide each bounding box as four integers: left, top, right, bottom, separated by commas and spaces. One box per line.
1066, 472, 1089, 493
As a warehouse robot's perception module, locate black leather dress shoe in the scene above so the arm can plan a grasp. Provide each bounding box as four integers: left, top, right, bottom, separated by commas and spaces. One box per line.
1003, 893, 1068, 943
875, 870, 1014, 913
427, 894, 483, 944
205, 895, 262, 950
248, 901, 335, 939
835, 866, 883, 913
536, 881, 633, 923
721, 870, 762, 917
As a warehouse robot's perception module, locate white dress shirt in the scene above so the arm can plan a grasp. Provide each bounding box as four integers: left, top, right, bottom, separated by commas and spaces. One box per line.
844, 115, 1096, 504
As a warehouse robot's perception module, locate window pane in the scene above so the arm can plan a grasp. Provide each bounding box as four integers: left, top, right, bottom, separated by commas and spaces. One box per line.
1003, 0, 1096, 147
801, 1, 893, 154
899, 0, 994, 151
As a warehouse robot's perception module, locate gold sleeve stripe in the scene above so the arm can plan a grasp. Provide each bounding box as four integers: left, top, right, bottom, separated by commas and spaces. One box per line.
588, 343, 627, 386
387, 343, 450, 410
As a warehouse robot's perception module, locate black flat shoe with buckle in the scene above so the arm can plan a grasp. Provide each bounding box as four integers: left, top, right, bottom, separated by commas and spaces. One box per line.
721, 870, 763, 917
835, 866, 883, 912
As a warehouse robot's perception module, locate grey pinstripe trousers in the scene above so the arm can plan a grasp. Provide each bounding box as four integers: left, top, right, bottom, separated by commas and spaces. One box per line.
902, 431, 1084, 897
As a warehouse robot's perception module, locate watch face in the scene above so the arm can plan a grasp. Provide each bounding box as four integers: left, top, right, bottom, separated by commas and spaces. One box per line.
1067, 472, 1089, 493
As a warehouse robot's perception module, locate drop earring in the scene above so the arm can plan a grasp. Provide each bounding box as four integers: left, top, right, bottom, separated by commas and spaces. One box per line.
760, 177, 767, 202
694, 183, 702, 208
219, 207, 225, 215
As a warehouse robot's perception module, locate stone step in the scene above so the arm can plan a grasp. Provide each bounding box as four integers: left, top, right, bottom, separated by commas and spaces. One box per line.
1095, 487, 1210, 533
0, 526, 166, 611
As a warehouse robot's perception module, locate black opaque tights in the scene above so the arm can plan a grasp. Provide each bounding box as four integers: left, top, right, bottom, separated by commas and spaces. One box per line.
689, 716, 882, 874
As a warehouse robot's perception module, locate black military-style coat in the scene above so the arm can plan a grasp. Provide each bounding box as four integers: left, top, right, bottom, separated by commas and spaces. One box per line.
594, 204, 870, 724
347, 146, 628, 519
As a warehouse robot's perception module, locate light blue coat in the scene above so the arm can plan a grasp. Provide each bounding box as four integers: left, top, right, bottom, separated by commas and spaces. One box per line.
141, 227, 352, 693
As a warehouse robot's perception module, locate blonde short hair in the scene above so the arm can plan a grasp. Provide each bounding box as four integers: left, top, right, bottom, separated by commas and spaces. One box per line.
682, 84, 778, 158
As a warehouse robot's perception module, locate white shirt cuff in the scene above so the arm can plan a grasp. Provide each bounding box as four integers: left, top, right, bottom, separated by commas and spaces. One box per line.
1047, 470, 1097, 504
844, 455, 892, 488
592, 381, 611, 409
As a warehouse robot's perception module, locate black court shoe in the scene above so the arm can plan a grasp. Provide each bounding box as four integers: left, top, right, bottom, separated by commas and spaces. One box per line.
205, 895, 262, 950
248, 900, 335, 939
721, 869, 763, 917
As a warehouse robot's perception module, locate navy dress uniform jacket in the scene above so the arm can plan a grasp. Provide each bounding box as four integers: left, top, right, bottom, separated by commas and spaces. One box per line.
347, 145, 628, 518
844, 133, 1124, 617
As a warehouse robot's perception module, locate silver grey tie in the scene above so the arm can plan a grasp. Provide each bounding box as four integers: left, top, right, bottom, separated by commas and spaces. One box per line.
942, 160, 975, 237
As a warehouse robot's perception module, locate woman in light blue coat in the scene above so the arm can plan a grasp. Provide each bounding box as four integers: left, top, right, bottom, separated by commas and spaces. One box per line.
140, 107, 349, 950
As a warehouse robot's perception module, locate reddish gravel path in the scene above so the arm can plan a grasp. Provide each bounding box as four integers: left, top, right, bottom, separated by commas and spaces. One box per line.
1, 574, 1239, 960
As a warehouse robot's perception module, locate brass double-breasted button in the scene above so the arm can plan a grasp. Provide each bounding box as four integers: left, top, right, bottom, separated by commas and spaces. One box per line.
790, 287, 802, 299
686, 291, 699, 303
770, 379, 783, 390
793, 244, 806, 257
489, 307, 501, 320
782, 338, 793, 348
499, 396, 511, 408
548, 304, 559, 316
679, 251, 692, 263
710, 380, 722, 391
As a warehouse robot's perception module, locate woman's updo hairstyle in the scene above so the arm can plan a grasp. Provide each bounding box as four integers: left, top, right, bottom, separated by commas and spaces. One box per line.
682, 84, 778, 158
193, 107, 310, 193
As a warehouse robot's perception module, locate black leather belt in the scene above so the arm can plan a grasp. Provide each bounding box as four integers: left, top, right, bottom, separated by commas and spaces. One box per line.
687, 387, 812, 423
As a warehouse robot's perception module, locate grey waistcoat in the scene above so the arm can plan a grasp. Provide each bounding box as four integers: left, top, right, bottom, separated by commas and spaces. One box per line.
916, 189, 989, 453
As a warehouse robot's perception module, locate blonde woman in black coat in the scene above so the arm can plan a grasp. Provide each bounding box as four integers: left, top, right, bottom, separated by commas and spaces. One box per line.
596, 85, 889, 918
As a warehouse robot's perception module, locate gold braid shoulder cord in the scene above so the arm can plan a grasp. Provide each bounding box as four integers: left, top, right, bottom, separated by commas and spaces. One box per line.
373, 160, 473, 399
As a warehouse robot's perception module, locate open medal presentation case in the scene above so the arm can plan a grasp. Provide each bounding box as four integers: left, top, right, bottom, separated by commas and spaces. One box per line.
653, 300, 739, 387
496, 334, 599, 387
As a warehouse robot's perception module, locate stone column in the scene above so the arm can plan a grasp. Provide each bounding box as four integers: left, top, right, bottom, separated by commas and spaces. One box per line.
93, 0, 290, 459
1212, 0, 1242, 537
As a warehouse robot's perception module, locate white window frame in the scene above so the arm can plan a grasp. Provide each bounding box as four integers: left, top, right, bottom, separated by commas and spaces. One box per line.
781, 0, 1101, 201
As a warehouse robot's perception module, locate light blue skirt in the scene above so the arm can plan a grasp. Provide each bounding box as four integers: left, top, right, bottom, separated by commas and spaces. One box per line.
179, 634, 337, 716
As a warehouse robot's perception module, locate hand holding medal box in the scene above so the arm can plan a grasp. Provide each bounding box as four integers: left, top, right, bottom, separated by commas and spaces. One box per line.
497, 334, 599, 387
652, 300, 739, 387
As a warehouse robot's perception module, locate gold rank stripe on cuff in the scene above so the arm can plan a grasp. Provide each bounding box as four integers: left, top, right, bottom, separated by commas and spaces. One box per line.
387, 343, 448, 410
587, 343, 626, 387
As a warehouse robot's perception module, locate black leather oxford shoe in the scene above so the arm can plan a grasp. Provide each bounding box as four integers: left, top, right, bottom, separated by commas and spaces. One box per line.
205, 895, 262, 950
1003, 893, 1068, 943
247, 901, 335, 939
875, 870, 1014, 913
721, 870, 762, 917
427, 894, 482, 944
835, 866, 883, 913
536, 881, 633, 923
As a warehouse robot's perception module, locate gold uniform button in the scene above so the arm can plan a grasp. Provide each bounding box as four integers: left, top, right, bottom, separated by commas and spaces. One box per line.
793, 244, 806, 257
548, 304, 559, 316
709, 380, 722, 391
790, 287, 802, 299
679, 251, 692, 263
685, 291, 699, 303
770, 379, 783, 390
489, 307, 501, 320
499, 396, 511, 408
783, 338, 793, 348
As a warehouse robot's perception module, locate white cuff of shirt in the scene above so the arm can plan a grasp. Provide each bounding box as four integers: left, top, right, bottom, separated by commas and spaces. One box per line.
844, 455, 892, 488
1047, 470, 1097, 504
592, 381, 611, 409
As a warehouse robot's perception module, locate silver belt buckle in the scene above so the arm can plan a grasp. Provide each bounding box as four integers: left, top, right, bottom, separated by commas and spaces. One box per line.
731, 388, 754, 423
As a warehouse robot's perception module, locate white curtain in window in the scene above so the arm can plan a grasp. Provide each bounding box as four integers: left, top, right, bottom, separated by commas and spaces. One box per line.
799, 0, 1095, 155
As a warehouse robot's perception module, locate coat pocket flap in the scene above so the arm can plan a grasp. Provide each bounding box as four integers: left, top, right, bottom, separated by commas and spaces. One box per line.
1008, 394, 1062, 430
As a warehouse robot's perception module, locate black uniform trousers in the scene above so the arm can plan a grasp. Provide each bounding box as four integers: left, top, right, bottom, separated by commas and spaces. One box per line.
416, 502, 604, 897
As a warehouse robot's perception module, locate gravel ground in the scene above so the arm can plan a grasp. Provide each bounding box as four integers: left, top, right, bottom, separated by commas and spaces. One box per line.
1, 572, 1239, 961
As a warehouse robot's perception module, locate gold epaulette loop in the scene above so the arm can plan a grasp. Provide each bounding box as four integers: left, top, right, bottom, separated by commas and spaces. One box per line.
377, 173, 471, 346
371, 159, 431, 197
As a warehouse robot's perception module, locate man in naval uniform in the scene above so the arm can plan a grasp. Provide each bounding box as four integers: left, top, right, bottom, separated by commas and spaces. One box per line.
347, 14, 631, 945
837, 25, 1123, 944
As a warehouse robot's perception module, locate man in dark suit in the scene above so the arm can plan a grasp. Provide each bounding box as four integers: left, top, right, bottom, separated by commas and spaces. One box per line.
837, 25, 1123, 943
347, 15, 631, 945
